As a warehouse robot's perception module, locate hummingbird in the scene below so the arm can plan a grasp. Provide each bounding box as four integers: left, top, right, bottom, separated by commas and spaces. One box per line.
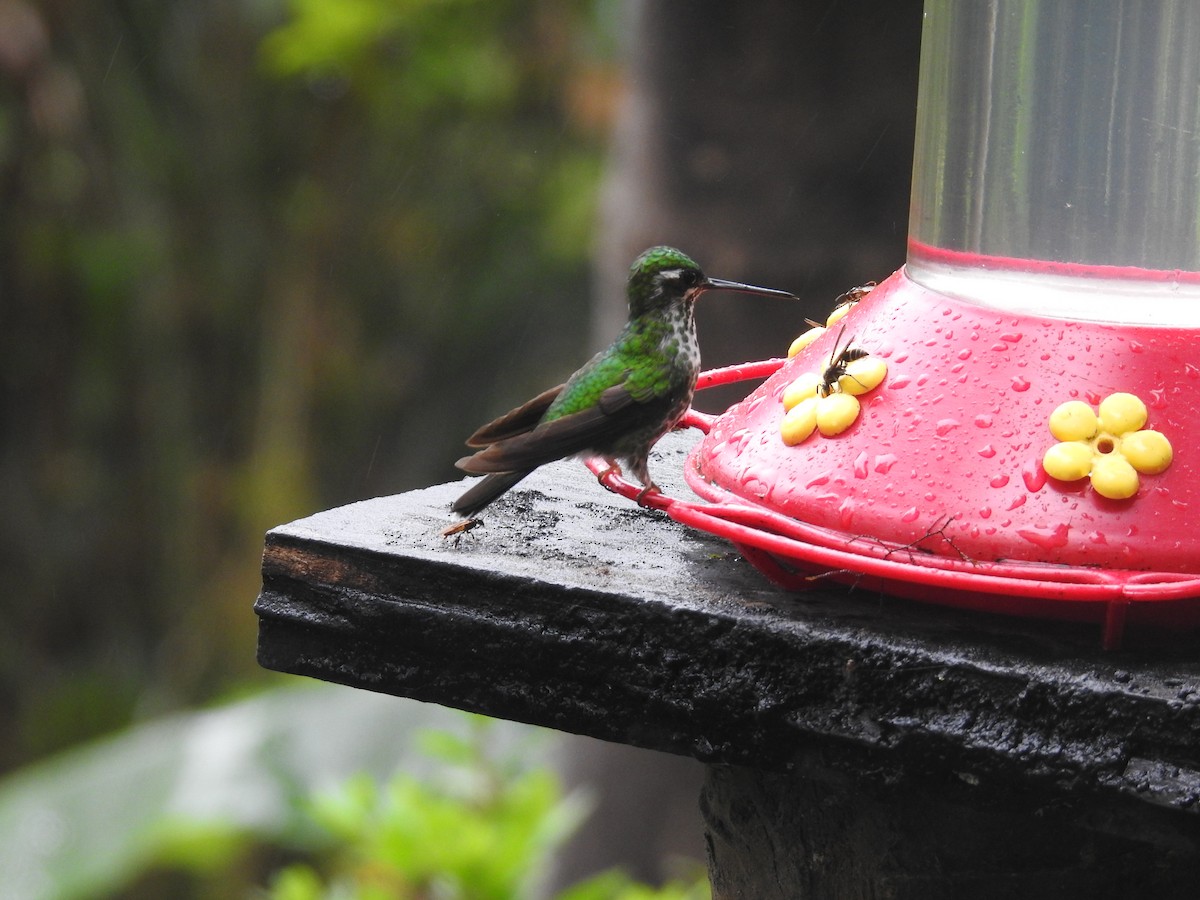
447, 246, 796, 523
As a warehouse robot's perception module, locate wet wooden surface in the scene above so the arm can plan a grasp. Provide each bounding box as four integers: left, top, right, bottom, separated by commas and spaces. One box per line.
255, 434, 1200, 822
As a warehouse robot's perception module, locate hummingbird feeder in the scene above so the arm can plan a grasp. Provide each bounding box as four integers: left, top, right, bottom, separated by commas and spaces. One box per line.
595, 2, 1200, 648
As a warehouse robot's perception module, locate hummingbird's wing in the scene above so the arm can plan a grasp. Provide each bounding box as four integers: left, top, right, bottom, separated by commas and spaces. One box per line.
464, 384, 565, 448
455, 382, 674, 475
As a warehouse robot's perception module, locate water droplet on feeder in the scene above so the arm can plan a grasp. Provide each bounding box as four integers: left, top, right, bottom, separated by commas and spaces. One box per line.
853, 452, 870, 479
873, 453, 898, 474
1022, 461, 1047, 492
838, 498, 856, 529
1017, 522, 1070, 550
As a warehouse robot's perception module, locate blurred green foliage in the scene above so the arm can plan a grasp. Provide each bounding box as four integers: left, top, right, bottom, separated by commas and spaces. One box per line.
260, 715, 709, 900
0, 684, 466, 898
0, 0, 615, 769
266, 717, 581, 899
0, 687, 709, 898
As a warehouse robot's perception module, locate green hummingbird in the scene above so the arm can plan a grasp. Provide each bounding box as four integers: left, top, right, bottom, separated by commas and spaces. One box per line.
448, 246, 796, 521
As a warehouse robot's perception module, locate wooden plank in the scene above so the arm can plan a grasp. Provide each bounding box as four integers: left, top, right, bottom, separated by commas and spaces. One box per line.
255, 433, 1200, 820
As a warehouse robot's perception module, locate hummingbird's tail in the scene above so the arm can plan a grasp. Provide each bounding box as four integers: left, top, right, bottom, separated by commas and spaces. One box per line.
450, 471, 530, 518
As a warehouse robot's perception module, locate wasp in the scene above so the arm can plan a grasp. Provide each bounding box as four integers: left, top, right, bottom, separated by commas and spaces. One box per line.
441, 516, 484, 540
835, 281, 876, 308
804, 281, 878, 331
818, 326, 870, 397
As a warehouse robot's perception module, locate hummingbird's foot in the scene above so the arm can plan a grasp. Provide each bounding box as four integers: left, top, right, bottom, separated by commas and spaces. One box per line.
595, 462, 624, 491
634, 483, 663, 507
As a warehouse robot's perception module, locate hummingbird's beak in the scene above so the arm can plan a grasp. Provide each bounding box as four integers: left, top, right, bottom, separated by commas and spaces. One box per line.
700, 277, 797, 300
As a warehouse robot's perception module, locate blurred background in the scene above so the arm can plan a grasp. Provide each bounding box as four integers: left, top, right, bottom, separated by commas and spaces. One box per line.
0, 0, 919, 896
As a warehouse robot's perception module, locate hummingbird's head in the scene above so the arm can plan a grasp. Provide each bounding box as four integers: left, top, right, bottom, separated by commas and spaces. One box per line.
626, 246, 707, 318
626, 245, 798, 318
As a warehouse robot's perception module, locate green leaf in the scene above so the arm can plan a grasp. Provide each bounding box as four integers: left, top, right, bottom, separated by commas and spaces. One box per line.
260, 0, 400, 76
414, 728, 478, 766
266, 863, 325, 900
556, 869, 713, 900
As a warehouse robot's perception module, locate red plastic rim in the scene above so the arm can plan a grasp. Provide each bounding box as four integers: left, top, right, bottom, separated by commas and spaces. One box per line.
586, 352, 1200, 649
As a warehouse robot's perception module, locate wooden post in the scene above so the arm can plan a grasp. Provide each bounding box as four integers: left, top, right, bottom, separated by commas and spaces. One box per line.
256, 435, 1200, 895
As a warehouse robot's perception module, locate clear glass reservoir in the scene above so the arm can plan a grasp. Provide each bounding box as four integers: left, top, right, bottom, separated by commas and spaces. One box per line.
907, 1, 1200, 324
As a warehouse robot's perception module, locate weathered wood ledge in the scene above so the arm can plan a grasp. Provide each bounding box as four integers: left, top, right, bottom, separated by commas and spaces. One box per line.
255, 435, 1200, 814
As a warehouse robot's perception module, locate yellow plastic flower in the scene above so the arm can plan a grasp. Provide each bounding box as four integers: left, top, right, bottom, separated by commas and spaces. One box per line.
781, 396, 820, 444
787, 326, 825, 358
779, 354, 886, 445
1041, 392, 1172, 499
